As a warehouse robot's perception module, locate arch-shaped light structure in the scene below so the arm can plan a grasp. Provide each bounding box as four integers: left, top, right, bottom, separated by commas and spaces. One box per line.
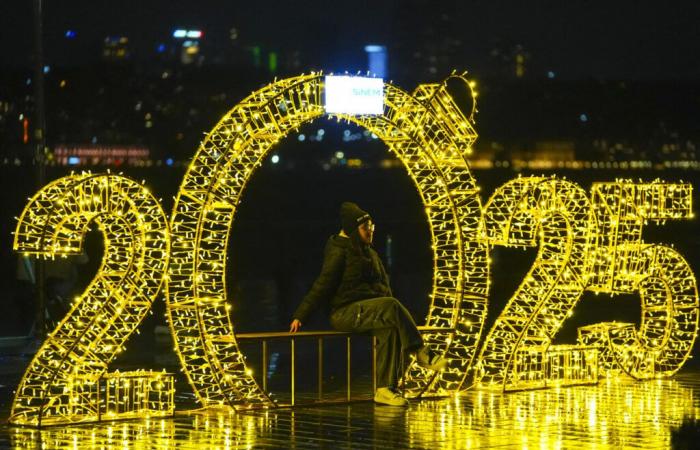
166, 73, 490, 406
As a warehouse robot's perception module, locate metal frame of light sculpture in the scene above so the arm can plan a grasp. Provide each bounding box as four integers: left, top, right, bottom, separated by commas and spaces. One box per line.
98, 370, 174, 420
475, 176, 597, 390
9, 173, 170, 426
578, 181, 698, 379
166, 72, 490, 406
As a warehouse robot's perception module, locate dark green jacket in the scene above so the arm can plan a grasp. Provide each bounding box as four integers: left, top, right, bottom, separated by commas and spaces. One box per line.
293, 235, 392, 322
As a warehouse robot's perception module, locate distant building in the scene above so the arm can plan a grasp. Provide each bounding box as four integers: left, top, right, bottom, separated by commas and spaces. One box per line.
172, 29, 204, 65
510, 141, 575, 164
102, 37, 130, 62
365, 45, 387, 78
489, 42, 530, 79
54, 145, 149, 166
533, 141, 575, 160
514, 45, 528, 78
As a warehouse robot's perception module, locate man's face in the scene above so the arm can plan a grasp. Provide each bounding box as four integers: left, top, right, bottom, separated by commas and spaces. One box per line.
358, 221, 375, 245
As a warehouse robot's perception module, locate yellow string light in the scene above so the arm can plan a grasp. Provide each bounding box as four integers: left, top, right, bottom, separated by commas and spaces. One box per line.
8, 73, 699, 427
475, 176, 597, 390
166, 72, 489, 404
579, 181, 698, 379
475, 177, 698, 390
9, 173, 171, 426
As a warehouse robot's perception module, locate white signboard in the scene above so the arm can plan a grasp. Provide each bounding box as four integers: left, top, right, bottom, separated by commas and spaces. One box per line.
324, 76, 384, 115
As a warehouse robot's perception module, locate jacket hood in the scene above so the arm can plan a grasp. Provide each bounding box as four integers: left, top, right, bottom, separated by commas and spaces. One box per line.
329, 234, 351, 248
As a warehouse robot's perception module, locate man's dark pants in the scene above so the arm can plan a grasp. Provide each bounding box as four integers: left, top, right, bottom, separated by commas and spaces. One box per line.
330, 297, 423, 390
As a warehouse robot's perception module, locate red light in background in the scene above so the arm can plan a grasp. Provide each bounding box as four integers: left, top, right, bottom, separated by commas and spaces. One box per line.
22, 118, 29, 144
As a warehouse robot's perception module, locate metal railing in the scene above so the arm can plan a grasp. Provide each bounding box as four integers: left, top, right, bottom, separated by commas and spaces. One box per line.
236, 326, 452, 406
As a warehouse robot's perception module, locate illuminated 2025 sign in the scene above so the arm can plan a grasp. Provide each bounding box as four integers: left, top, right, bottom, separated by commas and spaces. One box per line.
9, 73, 699, 427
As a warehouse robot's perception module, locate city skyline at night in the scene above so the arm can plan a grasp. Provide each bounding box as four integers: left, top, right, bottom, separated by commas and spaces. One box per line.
1, 2, 700, 447
0, 1, 698, 80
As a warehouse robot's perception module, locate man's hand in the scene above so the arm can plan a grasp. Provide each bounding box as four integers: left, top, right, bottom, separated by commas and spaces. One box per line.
289, 319, 302, 333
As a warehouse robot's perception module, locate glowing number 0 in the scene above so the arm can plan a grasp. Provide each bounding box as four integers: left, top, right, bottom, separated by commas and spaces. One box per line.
165, 73, 489, 405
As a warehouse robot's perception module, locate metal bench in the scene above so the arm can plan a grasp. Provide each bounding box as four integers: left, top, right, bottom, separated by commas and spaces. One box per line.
236, 326, 452, 406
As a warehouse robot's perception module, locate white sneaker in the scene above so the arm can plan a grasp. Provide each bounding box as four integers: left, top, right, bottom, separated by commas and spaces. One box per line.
374, 387, 409, 406
415, 346, 448, 371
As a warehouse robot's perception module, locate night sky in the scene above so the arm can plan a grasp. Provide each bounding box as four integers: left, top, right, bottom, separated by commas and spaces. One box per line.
1, 0, 699, 79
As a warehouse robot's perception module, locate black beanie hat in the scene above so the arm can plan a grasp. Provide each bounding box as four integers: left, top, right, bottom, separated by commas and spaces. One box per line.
340, 202, 371, 235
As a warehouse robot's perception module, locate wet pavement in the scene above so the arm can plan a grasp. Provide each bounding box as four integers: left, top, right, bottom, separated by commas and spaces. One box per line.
1, 370, 700, 449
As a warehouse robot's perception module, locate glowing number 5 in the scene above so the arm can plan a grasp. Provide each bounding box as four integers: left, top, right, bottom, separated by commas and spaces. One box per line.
9, 174, 169, 426
579, 182, 699, 379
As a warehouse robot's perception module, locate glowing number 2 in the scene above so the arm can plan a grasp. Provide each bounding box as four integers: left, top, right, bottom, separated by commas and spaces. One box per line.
9, 173, 169, 426
475, 176, 595, 390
